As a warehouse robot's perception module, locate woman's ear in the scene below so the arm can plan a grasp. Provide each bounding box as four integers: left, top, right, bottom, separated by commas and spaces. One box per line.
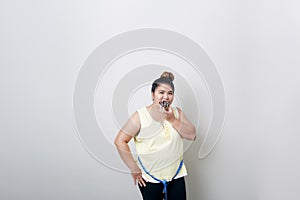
151, 92, 154, 101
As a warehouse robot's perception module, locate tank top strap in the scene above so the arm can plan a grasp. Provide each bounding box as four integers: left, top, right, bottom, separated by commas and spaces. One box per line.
172, 107, 180, 119
137, 107, 151, 128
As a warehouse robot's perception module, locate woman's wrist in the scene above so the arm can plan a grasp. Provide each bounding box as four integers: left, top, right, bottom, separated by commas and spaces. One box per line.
130, 165, 141, 173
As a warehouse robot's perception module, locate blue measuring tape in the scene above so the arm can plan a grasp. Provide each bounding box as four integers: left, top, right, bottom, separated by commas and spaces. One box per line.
138, 156, 184, 200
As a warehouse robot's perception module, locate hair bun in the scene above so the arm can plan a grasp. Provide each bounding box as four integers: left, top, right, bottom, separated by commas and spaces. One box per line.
160, 71, 174, 81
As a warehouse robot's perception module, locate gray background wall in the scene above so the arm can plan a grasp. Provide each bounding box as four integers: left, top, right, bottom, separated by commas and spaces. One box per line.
1, 0, 299, 199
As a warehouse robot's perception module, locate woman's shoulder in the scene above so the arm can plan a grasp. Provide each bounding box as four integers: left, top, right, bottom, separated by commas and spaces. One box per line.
132, 107, 148, 121
128, 110, 140, 123
136, 106, 148, 115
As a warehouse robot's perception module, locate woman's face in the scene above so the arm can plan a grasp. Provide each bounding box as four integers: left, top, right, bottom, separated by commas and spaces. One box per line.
151, 83, 174, 106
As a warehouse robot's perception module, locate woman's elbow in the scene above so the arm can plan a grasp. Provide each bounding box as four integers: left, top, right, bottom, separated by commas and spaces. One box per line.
114, 132, 130, 147
114, 137, 119, 147
114, 135, 123, 147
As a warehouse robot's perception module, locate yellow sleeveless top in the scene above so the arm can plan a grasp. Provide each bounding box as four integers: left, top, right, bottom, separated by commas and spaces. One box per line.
134, 107, 187, 183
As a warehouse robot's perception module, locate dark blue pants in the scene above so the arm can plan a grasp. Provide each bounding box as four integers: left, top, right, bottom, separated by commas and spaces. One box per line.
139, 177, 186, 200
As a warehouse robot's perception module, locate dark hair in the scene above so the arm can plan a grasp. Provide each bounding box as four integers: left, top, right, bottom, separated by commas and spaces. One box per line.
151, 72, 175, 93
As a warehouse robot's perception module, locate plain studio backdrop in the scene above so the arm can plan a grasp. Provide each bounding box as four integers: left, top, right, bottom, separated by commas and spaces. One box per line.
1, 0, 300, 200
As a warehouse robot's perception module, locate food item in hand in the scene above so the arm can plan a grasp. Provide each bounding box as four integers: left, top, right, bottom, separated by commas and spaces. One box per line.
160, 101, 170, 111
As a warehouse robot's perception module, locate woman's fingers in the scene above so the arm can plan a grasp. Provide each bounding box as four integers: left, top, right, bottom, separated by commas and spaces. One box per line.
162, 107, 175, 119
132, 172, 146, 187
133, 177, 137, 185
137, 177, 146, 187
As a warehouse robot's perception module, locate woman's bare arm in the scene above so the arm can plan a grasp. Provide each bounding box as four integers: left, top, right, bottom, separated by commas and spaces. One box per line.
114, 111, 146, 187
167, 107, 196, 141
